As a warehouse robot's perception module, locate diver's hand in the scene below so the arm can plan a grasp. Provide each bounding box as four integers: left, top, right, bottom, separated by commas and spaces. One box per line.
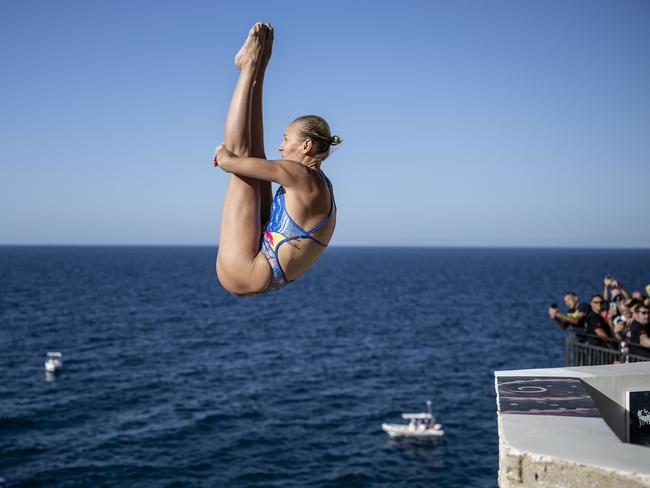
213, 144, 236, 169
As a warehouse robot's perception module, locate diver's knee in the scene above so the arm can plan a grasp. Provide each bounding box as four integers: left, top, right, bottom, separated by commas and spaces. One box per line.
216, 261, 265, 296
215, 258, 234, 291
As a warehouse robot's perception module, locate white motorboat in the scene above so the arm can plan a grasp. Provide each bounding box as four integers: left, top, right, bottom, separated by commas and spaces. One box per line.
382, 401, 444, 438
44, 352, 63, 373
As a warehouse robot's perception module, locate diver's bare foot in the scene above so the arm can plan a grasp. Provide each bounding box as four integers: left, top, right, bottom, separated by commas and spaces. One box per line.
258, 23, 273, 73
234, 22, 265, 71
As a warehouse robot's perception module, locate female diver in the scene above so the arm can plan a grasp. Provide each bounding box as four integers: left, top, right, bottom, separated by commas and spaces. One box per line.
213, 23, 341, 295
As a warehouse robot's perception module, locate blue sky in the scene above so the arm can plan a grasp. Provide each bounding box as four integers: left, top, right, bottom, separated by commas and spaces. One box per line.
1, 0, 649, 247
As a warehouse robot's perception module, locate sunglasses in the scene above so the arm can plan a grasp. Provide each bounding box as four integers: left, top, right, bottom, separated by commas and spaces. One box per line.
638, 311, 649, 315
592, 300, 603, 304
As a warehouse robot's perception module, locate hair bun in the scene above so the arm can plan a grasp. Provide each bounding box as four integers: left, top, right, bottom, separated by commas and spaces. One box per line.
330, 135, 342, 146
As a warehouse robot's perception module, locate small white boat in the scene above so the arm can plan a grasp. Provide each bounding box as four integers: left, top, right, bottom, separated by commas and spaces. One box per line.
382, 401, 444, 438
44, 352, 63, 373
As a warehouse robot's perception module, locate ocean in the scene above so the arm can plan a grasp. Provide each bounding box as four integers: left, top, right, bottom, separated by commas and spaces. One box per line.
1, 246, 649, 487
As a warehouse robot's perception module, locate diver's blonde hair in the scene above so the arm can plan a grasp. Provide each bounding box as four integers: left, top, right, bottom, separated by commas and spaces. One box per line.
293, 115, 342, 161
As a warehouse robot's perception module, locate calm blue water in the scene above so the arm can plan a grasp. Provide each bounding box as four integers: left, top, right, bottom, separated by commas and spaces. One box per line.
1, 247, 649, 487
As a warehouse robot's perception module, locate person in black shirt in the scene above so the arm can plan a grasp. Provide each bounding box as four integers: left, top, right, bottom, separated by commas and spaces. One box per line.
548, 291, 591, 331
584, 294, 615, 348
628, 304, 650, 359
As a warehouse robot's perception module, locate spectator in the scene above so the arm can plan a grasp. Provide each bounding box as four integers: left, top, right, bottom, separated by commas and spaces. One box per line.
623, 299, 640, 326
607, 294, 627, 330
603, 276, 634, 302
548, 292, 590, 331
585, 294, 614, 347
555, 276, 650, 366
612, 315, 627, 339
627, 303, 650, 359
611, 279, 631, 300
631, 290, 645, 301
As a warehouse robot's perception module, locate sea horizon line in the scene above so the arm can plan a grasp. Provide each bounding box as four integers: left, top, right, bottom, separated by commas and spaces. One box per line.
1, 244, 649, 251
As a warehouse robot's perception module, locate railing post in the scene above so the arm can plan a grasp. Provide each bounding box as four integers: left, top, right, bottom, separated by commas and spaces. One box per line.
565, 338, 570, 366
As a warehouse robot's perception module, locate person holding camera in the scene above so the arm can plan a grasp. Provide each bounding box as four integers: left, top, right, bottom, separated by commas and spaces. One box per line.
603, 275, 631, 303
548, 292, 590, 331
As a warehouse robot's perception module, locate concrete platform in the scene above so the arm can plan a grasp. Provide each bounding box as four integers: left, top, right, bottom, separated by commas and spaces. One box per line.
495, 362, 650, 487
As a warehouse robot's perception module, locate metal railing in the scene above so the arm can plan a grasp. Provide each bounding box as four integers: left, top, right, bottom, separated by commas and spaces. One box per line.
565, 332, 650, 366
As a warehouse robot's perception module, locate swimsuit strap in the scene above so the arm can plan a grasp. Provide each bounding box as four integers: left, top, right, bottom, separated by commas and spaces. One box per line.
305, 173, 335, 235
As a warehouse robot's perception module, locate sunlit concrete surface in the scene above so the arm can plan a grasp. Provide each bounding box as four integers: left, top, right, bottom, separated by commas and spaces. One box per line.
495, 363, 650, 487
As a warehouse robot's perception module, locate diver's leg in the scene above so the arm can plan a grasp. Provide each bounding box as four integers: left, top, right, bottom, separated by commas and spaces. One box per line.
251, 23, 274, 224
216, 23, 271, 295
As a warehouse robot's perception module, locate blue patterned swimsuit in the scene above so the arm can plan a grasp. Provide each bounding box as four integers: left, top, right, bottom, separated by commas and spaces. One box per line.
260, 174, 335, 292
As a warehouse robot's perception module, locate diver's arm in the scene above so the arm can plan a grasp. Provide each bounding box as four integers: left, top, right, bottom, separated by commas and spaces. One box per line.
214, 145, 309, 188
